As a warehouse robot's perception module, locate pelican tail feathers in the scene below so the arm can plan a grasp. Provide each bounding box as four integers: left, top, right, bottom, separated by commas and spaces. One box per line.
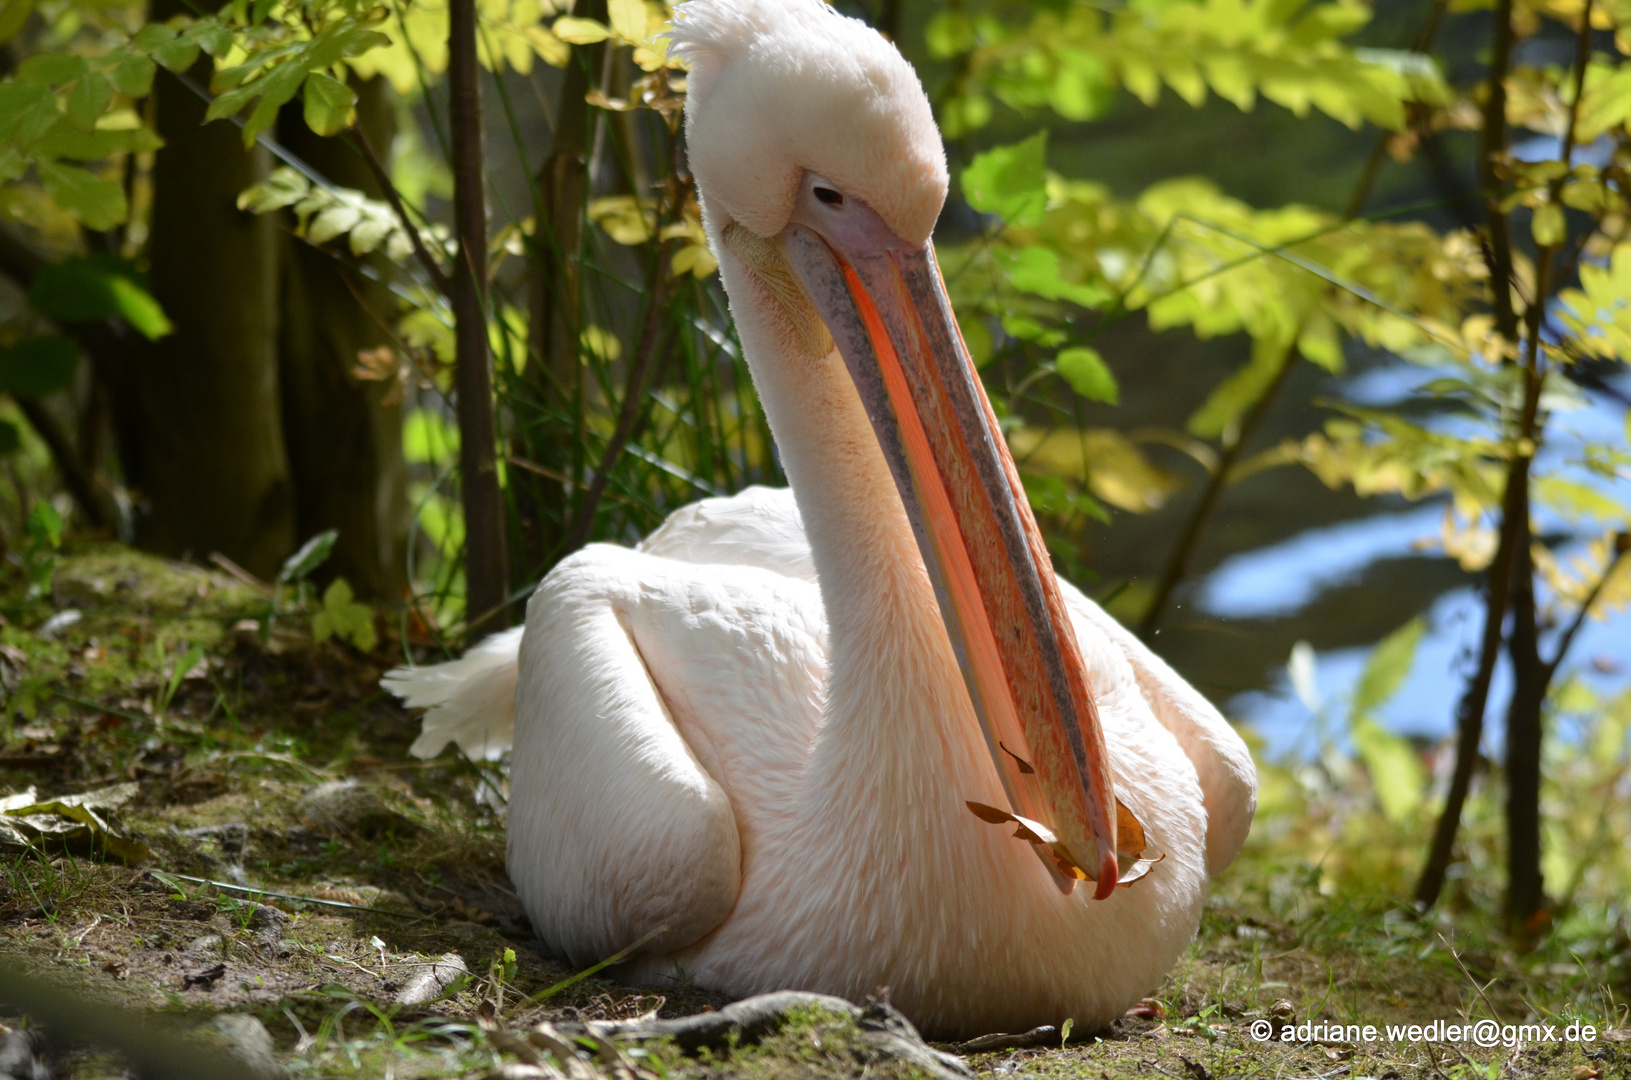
384, 626, 524, 761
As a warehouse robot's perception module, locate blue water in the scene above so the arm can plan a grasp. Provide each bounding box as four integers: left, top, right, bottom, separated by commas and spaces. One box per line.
1207, 360, 1631, 760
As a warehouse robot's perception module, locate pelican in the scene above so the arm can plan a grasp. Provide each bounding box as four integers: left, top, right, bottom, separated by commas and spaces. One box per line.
385, 0, 1255, 1039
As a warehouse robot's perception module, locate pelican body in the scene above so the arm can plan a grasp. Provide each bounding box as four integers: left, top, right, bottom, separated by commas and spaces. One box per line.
386, 0, 1255, 1039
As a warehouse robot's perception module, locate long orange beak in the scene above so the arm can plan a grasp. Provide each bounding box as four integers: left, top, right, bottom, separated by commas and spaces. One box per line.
782, 222, 1135, 900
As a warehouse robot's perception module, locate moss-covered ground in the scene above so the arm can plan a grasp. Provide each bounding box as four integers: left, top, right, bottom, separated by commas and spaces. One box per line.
1, 543, 1626, 1078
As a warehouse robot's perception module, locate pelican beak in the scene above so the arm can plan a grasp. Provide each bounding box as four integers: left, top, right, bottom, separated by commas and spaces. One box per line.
777, 217, 1142, 900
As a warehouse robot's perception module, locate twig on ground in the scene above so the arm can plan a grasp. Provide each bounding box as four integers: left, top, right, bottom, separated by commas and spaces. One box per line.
152, 871, 437, 923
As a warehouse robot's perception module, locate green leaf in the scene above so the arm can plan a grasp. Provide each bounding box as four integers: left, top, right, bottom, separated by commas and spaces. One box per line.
962, 132, 1048, 227
312, 577, 376, 652
553, 16, 611, 43
36, 122, 163, 161
239, 59, 307, 147
1351, 715, 1426, 822
280, 529, 339, 583
1576, 67, 1631, 142
1187, 335, 1292, 440
37, 160, 127, 229
204, 81, 263, 123
0, 419, 20, 455
403, 407, 459, 464
153, 38, 201, 73
65, 71, 113, 129
28, 255, 172, 339
237, 166, 311, 213
1352, 616, 1423, 717
300, 26, 390, 70
1056, 346, 1119, 404
925, 11, 974, 58
0, 335, 80, 398
191, 22, 237, 57
1004, 246, 1109, 308
302, 72, 355, 137
607, 0, 647, 41
130, 23, 175, 50
27, 500, 63, 546
0, 81, 62, 146
1531, 202, 1565, 247
109, 52, 156, 97
17, 53, 86, 86
0, 0, 37, 45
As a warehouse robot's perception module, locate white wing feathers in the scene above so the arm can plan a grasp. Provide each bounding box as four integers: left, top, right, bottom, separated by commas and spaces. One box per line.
385, 488, 812, 765
384, 626, 525, 761
638, 485, 816, 582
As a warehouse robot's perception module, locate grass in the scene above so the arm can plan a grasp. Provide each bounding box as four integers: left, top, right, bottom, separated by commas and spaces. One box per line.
0, 541, 1627, 1078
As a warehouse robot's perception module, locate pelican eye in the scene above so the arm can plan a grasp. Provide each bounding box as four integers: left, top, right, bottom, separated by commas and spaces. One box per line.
813, 186, 844, 207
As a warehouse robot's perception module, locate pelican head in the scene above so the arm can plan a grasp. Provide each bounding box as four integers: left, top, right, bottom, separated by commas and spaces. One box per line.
673, 0, 946, 246
670, 0, 1151, 899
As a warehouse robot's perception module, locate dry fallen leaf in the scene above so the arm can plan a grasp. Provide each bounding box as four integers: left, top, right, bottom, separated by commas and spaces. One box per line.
965, 799, 1160, 887
0, 783, 149, 863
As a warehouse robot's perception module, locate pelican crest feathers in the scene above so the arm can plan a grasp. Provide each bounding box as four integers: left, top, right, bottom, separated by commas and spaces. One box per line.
671, 0, 947, 245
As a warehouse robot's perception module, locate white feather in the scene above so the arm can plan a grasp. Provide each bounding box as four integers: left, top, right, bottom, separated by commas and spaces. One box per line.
384, 626, 524, 761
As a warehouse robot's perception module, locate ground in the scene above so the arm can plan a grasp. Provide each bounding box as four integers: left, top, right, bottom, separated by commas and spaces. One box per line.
0, 542, 1627, 1078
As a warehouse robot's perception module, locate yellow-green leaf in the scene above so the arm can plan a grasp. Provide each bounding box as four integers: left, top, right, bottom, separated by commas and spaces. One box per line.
607, 0, 647, 42
1057, 346, 1119, 404
38, 160, 126, 229
0, 0, 36, 44
1353, 616, 1423, 716
553, 16, 611, 44
302, 72, 356, 137
962, 132, 1048, 227
65, 71, 112, 129
1531, 201, 1565, 247
1576, 67, 1631, 142
312, 577, 377, 652
110, 52, 156, 97
1352, 716, 1426, 822
18, 53, 86, 86
1188, 336, 1292, 440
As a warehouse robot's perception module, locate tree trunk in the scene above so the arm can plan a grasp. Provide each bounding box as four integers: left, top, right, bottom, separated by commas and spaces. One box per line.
275, 76, 408, 600
515, 14, 604, 580
1415, 453, 1526, 908
129, 18, 294, 579
1413, 0, 1523, 912
449, 0, 510, 631
1503, 471, 1547, 931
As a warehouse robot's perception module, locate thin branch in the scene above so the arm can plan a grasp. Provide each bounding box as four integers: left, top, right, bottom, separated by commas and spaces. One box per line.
1137, 348, 1298, 639
1544, 538, 1628, 680
1560, 0, 1595, 170
562, 243, 675, 555
1478, 0, 1521, 345
1345, 0, 1449, 220
347, 124, 451, 296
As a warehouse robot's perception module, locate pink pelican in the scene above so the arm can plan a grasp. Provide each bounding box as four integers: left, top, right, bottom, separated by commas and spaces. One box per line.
385, 0, 1255, 1039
